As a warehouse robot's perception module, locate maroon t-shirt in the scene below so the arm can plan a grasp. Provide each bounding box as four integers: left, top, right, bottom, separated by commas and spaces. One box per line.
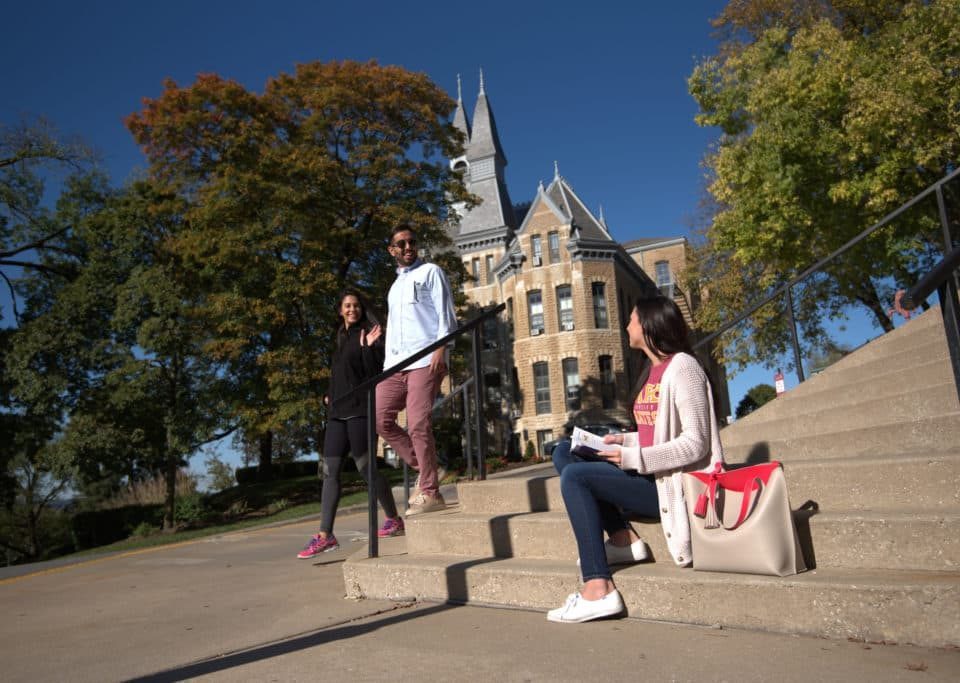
633, 356, 673, 448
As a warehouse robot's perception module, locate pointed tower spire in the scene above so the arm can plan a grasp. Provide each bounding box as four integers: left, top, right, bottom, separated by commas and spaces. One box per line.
451, 73, 516, 241
452, 73, 471, 140
599, 204, 607, 228
467, 71, 506, 162
554, 160, 560, 180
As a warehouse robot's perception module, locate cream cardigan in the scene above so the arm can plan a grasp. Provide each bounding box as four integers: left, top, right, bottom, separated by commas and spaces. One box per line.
618, 352, 725, 566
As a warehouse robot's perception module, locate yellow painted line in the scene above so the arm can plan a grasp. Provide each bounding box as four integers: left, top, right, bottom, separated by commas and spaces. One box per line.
0, 517, 321, 586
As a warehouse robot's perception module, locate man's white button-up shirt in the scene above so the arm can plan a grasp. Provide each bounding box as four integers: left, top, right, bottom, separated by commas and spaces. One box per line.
384, 259, 457, 372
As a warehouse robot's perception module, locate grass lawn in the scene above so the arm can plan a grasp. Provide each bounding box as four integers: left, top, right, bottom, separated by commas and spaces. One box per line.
72, 467, 412, 557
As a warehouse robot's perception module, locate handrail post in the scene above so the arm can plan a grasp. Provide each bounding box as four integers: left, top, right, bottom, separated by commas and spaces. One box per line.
462, 382, 473, 480
472, 325, 486, 480
935, 186, 960, 404
366, 388, 378, 559
786, 286, 805, 384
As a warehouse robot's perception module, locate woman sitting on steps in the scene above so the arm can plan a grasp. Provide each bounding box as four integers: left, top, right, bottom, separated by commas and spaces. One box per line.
547, 296, 725, 623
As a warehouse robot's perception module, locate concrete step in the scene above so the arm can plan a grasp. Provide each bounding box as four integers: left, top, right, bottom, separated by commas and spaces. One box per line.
720, 385, 960, 446
726, 356, 955, 429
721, 413, 960, 461
820, 308, 945, 371
458, 452, 960, 514
784, 451, 960, 511
405, 508, 960, 571
343, 541, 960, 647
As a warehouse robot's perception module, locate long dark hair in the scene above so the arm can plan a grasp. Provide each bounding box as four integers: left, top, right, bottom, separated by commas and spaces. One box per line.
335, 289, 381, 348
630, 296, 696, 394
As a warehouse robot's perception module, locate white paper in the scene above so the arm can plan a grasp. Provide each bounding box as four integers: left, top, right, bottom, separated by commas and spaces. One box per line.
571, 427, 620, 458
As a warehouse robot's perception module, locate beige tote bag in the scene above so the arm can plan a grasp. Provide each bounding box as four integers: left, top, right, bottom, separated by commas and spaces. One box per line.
682, 461, 806, 576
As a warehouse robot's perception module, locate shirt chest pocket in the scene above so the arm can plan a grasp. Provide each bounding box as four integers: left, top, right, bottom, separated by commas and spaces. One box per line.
406, 280, 433, 306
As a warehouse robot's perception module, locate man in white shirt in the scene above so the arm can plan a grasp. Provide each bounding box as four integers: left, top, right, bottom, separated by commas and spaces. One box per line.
376, 225, 458, 515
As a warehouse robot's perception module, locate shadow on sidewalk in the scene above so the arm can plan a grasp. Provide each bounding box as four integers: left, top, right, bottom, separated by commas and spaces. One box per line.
127, 602, 456, 682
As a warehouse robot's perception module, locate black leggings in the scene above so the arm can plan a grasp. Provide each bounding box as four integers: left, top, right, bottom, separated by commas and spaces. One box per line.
320, 417, 398, 534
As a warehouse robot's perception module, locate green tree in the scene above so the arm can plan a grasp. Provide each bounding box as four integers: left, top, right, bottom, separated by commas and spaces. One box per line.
1, 118, 93, 321
0, 329, 73, 562
735, 383, 778, 419
687, 0, 960, 372
203, 454, 236, 492
9, 179, 232, 531
125, 60, 471, 478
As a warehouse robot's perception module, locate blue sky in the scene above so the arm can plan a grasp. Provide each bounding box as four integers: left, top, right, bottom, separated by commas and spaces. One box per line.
2, 1, 896, 473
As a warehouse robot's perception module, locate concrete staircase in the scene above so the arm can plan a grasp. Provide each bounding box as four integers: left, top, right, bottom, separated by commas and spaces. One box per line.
343, 308, 960, 647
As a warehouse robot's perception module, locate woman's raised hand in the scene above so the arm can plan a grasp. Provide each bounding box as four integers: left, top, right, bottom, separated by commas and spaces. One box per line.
365, 324, 383, 346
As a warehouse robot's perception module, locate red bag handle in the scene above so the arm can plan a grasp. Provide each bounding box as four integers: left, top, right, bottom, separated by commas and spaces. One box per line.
692, 462, 774, 529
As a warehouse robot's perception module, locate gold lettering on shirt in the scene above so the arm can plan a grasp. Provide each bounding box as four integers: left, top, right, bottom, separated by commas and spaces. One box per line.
633, 381, 662, 427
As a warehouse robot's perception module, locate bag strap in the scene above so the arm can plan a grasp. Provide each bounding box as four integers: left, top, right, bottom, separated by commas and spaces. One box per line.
693, 462, 763, 530
720, 477, 763, 531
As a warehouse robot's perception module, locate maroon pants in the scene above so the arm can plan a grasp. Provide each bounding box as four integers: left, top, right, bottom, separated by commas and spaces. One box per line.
375, 367, 441, 496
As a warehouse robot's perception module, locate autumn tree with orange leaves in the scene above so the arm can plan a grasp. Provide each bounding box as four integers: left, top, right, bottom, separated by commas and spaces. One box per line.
127, 60, 471, 477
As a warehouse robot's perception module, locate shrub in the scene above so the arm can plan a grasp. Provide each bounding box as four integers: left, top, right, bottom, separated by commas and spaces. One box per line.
524, 441, 535, 461
235, 460, 319, 485
174, 493, 206, 528
266, 498, 289, 515
99, 470, 198, 509
131, 521, 158, 538
485, 455, 508, 473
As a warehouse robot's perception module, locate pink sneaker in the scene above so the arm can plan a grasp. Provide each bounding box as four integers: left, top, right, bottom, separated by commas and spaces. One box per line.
297, 534, 339, 559
378, 517, 405, 538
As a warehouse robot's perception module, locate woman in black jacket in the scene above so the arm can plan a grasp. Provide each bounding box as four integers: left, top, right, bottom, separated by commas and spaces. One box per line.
297, 290, 403, 558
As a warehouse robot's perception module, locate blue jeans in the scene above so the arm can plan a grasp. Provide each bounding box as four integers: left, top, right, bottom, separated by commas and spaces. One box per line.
552, 440, 660, 581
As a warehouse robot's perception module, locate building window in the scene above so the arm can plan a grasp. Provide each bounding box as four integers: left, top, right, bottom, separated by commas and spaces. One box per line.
471, 257, 480, 283
599, 355, 616, 409
655, 260, 674, 297
548, 231, 560, 263
562, 357, 581, 411
485, 371, 501, 405
536, 429, 553, 458
512, 366, 522, 407
483, 310, 499, 350
528, 290, 544, 335
556, 285, 574, 331
531, 235, 543, 266
533, 362, 551, 414
592, 282, 608, 329
655, 260, 671, 286
485, 254, 494, 284
506, 297, 514, 342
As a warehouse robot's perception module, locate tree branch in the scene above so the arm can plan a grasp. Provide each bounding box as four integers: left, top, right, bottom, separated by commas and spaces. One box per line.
189, 425, 238, 452
0, 269, 20, 322
0, 259, 72, 278
0, 225, 74, 259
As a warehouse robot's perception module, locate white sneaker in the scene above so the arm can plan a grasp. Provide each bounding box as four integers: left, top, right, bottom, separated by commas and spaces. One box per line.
576, 539, 649, 568
408, 466, 447, 505
405, 491, 446, 517
547, 590, 624, 623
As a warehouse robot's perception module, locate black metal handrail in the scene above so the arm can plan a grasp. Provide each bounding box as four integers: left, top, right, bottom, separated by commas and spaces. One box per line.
900, 243, 960, 402
693, 166, 960, 397
333, 302, 506, 558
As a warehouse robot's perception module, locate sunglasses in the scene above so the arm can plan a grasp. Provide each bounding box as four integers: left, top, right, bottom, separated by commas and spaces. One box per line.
391, 238, 417, 250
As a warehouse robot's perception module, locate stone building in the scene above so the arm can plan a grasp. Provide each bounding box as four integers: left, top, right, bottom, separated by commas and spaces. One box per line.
446, 77, 728, 457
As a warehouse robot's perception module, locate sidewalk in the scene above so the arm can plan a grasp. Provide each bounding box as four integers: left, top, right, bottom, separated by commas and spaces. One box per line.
2, 467, 958, 681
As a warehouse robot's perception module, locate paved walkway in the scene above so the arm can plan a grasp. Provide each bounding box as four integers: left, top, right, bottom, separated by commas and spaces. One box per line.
2, 473, 959, 681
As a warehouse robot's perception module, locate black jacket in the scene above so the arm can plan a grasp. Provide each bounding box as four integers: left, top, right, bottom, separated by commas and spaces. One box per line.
327, 324, 384, 419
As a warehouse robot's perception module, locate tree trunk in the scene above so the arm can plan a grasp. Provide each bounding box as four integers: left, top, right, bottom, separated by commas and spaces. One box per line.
856, 284, 895, 334
257, 430, 274, 482
163, 425, 177, 532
